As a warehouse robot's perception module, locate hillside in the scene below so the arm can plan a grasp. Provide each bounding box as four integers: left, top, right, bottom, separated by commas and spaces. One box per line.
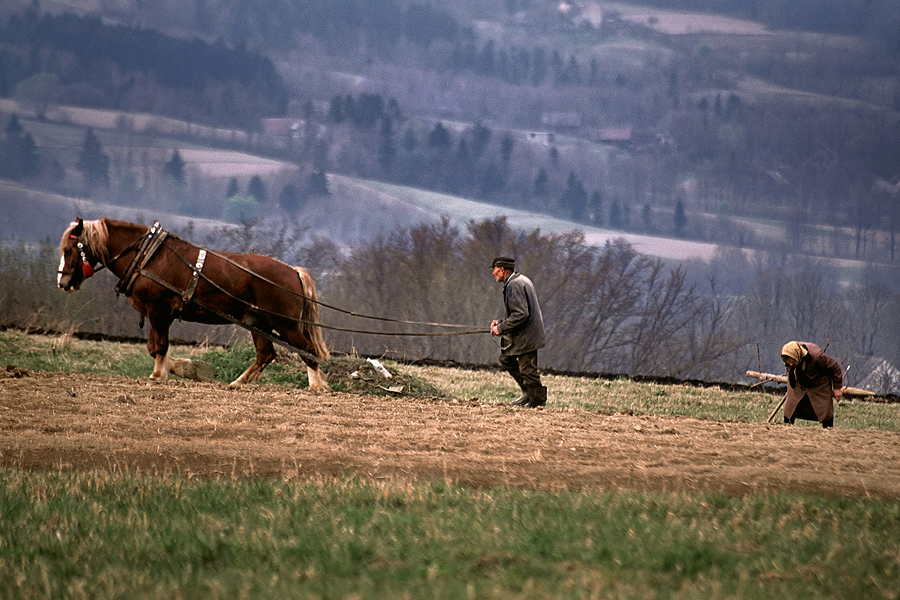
2, 1, 899, 268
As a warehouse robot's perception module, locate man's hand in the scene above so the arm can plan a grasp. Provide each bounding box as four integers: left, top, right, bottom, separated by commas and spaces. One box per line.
490, 320, 500, 336
834, 388, 844, 401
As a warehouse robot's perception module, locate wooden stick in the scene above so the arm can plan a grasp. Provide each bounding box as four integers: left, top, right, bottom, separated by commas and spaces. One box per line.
745, 371, 875, 397
767, 394, 786, 424
756, 343, 761, 373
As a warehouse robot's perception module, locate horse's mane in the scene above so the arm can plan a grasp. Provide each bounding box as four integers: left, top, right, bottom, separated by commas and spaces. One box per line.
62, 219, 110, 264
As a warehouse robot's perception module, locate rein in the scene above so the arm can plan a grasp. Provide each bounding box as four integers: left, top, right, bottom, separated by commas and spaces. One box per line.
103, 221, 489, 338
159, 238, 490, 337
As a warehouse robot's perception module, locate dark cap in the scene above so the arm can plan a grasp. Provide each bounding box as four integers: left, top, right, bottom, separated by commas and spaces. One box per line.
491, 256, 515, 270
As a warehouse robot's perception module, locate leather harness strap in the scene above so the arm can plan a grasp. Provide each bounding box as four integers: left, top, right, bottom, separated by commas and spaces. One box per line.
115, 221, 167, 297
182, 249, 207, 303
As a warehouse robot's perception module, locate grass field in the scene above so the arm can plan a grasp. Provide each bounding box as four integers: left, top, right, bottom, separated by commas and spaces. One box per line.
2, 470, 898, 599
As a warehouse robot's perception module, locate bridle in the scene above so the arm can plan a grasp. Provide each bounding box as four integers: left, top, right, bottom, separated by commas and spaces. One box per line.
61, 230, 147, 281
74, 236, 102, 278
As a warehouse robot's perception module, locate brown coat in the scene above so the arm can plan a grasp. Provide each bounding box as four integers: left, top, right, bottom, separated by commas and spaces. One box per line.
784, 342, 843, 422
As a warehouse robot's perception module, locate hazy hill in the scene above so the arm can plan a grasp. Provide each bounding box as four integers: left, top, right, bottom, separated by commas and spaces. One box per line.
1, 1, 899, 274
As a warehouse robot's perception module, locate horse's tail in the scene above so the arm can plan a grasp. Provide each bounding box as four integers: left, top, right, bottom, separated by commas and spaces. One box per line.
293, 266, 330, 361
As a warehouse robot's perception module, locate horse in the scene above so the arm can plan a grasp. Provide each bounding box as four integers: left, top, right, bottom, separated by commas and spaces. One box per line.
57, 217, 330, 391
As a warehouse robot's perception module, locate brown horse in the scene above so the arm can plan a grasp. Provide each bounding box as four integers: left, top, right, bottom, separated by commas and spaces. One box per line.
57, 217, 330, 391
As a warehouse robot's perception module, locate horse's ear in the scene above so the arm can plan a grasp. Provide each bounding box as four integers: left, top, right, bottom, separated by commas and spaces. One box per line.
71, 218, 84, 237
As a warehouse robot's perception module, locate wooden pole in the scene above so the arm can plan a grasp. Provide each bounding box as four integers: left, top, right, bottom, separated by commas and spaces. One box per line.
745, 371, 875, 397
767, 394, 786, 424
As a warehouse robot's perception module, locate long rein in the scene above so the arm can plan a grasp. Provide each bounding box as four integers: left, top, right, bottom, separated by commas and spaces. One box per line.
110, 228, 490, 338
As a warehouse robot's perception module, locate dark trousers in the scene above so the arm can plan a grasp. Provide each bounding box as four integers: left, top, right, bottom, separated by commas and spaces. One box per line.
785, 394, 833, 428
499, 351, 542, 389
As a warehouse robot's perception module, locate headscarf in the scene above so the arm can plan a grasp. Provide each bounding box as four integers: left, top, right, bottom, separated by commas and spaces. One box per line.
781, 341, 807, 366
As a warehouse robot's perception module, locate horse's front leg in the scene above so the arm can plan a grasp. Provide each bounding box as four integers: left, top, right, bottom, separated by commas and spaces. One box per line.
146, 315, 174, 382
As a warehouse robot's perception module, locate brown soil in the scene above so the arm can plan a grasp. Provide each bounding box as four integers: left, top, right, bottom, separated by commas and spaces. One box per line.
2, 370, 899, 499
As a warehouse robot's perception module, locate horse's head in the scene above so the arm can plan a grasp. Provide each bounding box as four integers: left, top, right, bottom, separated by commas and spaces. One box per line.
57, 218, 103, 292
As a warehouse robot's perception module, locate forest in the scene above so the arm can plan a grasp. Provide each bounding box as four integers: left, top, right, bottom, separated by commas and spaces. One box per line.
0, 10, 287, 128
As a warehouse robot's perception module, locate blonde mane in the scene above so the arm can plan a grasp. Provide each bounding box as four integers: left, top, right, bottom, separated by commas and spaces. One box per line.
61, 219, 110, 264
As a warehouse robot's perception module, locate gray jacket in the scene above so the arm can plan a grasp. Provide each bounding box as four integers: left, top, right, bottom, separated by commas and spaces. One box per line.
497, 272, 546, 355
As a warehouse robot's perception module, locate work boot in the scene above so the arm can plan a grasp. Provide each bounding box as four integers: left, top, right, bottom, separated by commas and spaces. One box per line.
525, 385, 547, 408
510, 389, 530, 406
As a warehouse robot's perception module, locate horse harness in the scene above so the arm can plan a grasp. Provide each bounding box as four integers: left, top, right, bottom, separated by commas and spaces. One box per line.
115, 221, 169, 297
100, 221, 323, 365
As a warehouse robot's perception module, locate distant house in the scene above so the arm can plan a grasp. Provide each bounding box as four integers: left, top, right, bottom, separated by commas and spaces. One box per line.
527, 131, 556, 146
596, 127, 632, 147
540, 112, 582, 130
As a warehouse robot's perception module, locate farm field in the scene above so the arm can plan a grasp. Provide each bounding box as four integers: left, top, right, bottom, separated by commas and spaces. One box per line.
3, 366, 900, 498
2, 332, 900, 597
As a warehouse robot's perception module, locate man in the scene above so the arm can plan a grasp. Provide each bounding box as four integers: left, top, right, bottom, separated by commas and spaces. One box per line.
490, 257, 547, 408
780, 341, 843, 428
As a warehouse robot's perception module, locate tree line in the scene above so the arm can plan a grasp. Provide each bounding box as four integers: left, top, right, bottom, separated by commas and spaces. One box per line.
0, 9, 287, 128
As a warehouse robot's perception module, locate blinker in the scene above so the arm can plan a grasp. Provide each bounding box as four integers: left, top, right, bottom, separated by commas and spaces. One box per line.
76, 240, 95, 278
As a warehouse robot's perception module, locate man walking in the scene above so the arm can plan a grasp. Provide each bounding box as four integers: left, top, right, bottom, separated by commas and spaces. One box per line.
490, 257, 547, 408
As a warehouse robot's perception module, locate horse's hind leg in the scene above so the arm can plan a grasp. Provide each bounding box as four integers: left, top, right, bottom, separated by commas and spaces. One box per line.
305, 362, 329, 393
279, 323, 330, 392
229, 333, 276, 386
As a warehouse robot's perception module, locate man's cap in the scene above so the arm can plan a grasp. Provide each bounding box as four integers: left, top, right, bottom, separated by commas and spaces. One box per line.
491, 257, 516, 269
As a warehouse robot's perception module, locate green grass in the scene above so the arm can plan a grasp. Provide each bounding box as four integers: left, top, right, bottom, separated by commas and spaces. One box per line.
0, 330, 155, 377
0, 470, 898, 600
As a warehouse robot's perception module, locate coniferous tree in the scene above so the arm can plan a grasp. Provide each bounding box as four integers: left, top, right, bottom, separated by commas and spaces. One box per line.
609, 200, 624, 229
278, 183, 304, 214
470, 122, 491, 158
162, 149, 186, 184
589, 190, 603, 225
427, 122, 452, 150
533, 168, 550, 198
247, 175, 267, 203
307, 170, 329, 196
642, 203, 654, 232
225, 177, 240, 200
378, 117, 397, 173
5, 114, 23, 137
0, 114, 40, 180
561, 172, 587, 221
328, 95, 345, 123
76, 128, 110, 190
674, 199, 687, 236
